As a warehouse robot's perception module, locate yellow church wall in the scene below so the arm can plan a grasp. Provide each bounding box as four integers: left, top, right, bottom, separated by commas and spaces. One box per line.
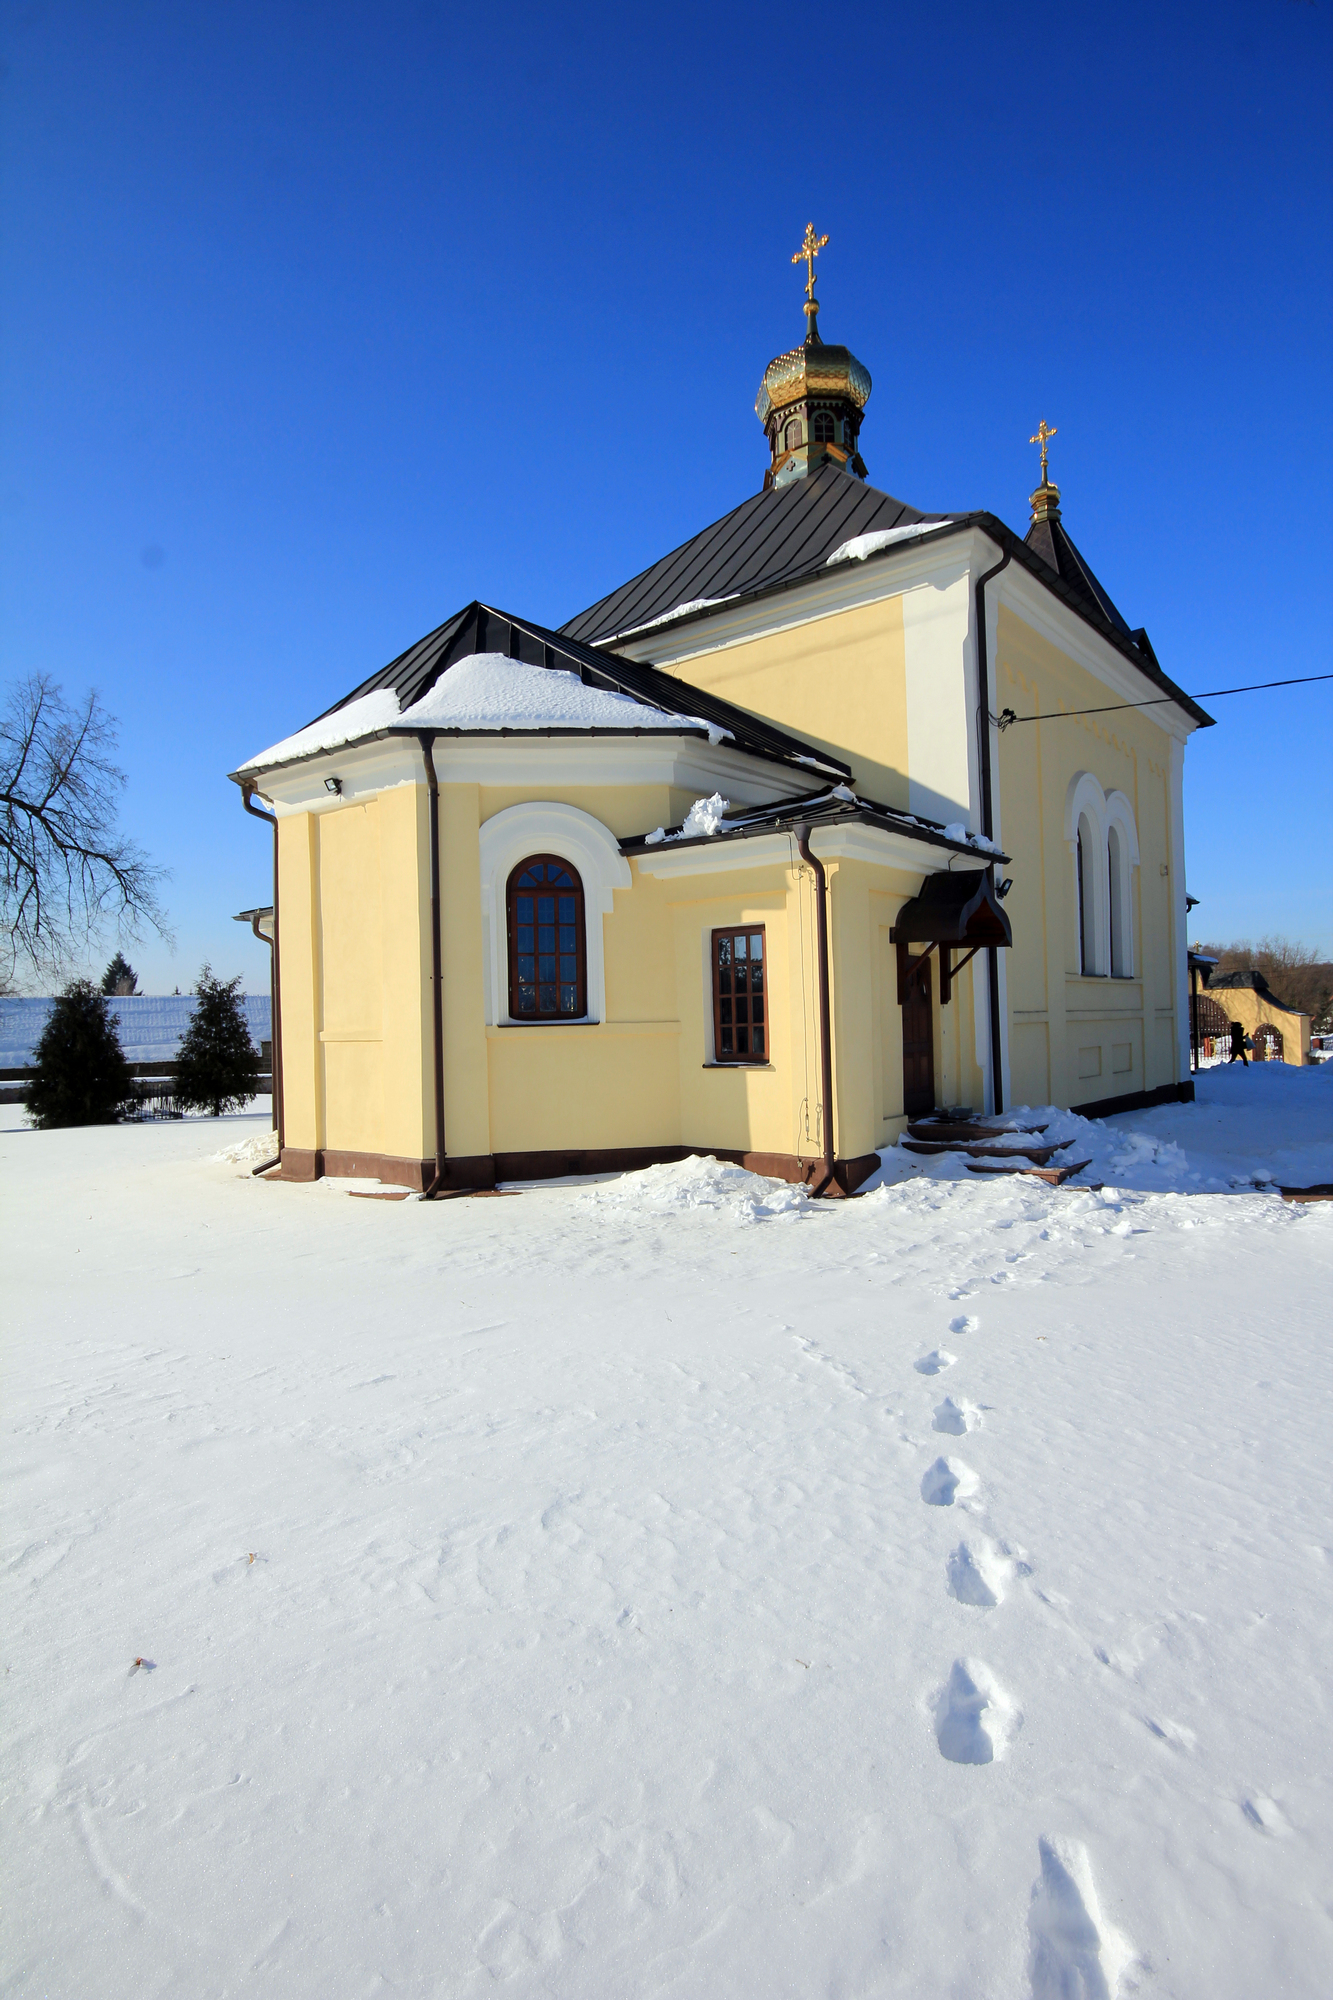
276, 811, 321, 1152
1204, 986, 1311, 1065
653, 597, 910, 808
274, 789, 436, 1167
478, 783, 683, 844
995, 605, 1182, 1109
668, 872, 809, 1163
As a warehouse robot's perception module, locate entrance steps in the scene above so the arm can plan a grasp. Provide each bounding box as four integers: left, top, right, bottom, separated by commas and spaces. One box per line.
902, 1113, 1090, 1186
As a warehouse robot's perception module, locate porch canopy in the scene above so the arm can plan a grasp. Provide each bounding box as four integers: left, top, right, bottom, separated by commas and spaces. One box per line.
889, 869, 1012, 1004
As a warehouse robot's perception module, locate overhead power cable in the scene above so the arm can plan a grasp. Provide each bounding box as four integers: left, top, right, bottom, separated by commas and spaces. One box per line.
994, 670, 1333, 729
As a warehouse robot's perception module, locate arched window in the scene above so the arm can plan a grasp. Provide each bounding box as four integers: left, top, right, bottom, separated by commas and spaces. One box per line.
1076, 815, 1098, 975
784, 417, 803, 452
507, 856, 586, 1019
812, 410, 836, 443
1107, 824, 1127, 976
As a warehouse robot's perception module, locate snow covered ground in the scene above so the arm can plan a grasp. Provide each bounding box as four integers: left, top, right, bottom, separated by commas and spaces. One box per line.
2, 1068, 1331, 1998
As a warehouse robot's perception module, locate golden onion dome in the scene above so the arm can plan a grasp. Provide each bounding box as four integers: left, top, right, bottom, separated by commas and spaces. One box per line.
755, 328, 872, 426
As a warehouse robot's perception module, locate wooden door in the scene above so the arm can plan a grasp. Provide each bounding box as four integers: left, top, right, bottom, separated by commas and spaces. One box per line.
902, 954, 936, 1116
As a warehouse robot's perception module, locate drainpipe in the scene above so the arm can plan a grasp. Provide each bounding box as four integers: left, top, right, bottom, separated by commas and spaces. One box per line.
795, 825, 837, 1195
974, 544, 1011, 1115
241, 784, 284, 1172
417, 733, 447, 1198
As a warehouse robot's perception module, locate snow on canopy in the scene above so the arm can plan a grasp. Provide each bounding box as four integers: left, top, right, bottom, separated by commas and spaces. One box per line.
240, 654, 727, 773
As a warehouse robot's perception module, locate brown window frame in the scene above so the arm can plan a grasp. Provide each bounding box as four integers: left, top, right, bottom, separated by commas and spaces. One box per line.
711, 925, 768, 1064
506, 854, 588, 1022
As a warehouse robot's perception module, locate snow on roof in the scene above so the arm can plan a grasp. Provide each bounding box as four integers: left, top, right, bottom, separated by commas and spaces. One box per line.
0, 994, 272, 1069
825, 521, 955, 567
605, 596, 739, 643
240, 654, 729, 773
241, 689, 403, 774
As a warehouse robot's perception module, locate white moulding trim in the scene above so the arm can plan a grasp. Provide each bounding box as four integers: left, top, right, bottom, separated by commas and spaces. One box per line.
478, 801, 631, 1027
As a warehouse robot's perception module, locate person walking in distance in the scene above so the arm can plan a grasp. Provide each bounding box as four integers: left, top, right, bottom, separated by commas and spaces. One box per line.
1228, 1020, 1249, 1066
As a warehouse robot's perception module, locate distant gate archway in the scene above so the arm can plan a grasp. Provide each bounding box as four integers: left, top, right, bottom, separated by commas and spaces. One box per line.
1253, 1023, 1283, 1063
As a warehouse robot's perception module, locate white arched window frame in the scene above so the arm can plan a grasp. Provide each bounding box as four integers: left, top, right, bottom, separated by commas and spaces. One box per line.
1065, 771, 1110, 977
1105, 789, 1140, 977
478, 801, 630, 1026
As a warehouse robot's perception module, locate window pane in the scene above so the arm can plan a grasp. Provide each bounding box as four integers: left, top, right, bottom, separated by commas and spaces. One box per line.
718, 964, 732, 995
735, 960, 748, 994
753, 1025, 765, 1056
736, 996, 749, 1024
558, 895, 575, 921
517, 990, 536, 1013
517, 871, 538, 889
551, 867, 573, 887
539, 955, 556, 981
750, 933, 763, 961
720, 1024, 734, 1053
737, 1024, 750, 1052
753, 996, 764, 1023
560, 985, 577, 1012
538, 895, 555, 922
518, 955, 535, 982
517, 925, 533, 952
539, 983, 556, 1010
517, 895, 533, 921
717, 936, 732, 968
735, 935, 747, 959
720, 998, 733, 1026
560, 954, 577, 981
559, 925, 575, 950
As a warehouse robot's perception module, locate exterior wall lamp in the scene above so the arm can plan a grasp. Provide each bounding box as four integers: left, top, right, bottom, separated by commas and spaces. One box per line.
324, 776, 342, 795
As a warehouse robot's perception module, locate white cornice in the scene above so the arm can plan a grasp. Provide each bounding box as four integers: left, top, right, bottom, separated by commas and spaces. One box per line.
631, 820, 958, 882
246, 734, 813, 818
617, 534, 980, 668
610, 521, 1199, 744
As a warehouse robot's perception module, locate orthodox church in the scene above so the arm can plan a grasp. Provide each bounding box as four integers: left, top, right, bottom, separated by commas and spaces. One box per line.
233, 228, 1211, 1194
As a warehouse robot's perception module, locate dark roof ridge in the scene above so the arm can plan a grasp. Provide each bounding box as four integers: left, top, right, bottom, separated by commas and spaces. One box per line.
285, 598, 851, 781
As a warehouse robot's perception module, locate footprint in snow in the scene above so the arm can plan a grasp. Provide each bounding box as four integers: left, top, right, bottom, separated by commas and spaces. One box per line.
947, 1538, 1014, 1608
949, 1315, 979, 1335
933, 1657, 1019, 1764
933, 1395, 981, 1435
921, 1456, 978, 1506
914, 1348, 957, 1375
1027, 1836, 1134, 1999
1240, 1794, 1291, 1837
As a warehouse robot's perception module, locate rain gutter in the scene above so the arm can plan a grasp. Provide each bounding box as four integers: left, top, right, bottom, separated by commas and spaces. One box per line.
241, 784, 284, 1172
795, 825, 837, 1195
974, 544, 1010, 1115
417, 733, 447, 1199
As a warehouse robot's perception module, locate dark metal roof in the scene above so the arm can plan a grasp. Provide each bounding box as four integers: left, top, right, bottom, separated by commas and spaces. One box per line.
561, 461, 1212, 729
1024, 513, 1133, 638
561, 460, 946, 647
620, 783, 1010, 867
303, 601, 851, 779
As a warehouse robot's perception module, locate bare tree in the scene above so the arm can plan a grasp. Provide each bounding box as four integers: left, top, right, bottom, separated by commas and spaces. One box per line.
1197, 933, 1333, 1032
1, 674, 170, 981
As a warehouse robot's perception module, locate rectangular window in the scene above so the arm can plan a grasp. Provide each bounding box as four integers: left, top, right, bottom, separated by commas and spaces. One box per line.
712, 927, 767, 1062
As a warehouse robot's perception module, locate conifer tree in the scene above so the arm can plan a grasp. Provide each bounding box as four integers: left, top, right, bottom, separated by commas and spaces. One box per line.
100, 951, 139, 996
173, 965, 262, 1117
26, 979, 133, 1128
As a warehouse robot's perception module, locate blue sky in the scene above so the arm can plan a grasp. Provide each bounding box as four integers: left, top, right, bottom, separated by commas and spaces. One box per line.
3, 0, 1330, 993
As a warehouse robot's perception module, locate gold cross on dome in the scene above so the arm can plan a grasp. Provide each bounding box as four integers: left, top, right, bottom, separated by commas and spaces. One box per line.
792, 223, 829, 301
1030, 418, 1058, 483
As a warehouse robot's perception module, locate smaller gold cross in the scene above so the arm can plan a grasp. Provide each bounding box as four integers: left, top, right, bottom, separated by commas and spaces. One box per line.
1030, 418, 1058, 483
792, 223, 829, 302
